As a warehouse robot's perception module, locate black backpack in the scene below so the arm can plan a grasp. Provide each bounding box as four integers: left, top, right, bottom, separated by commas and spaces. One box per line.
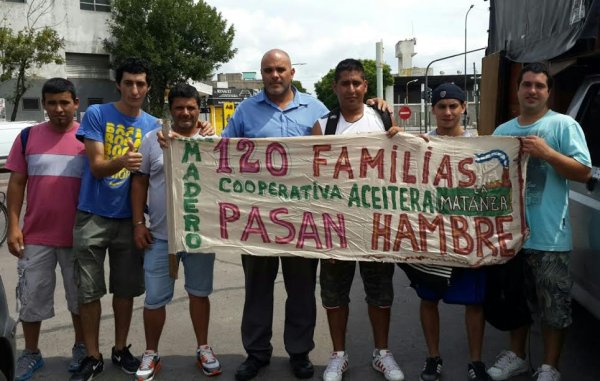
324, 104, 393, 135
483, 254, 533, 331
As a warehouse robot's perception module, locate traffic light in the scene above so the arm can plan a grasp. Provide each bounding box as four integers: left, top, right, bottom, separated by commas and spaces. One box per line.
421, 88, 432, 102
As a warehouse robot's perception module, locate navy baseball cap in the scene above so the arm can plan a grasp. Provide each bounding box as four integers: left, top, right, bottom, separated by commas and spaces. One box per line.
432, 83, 465, 105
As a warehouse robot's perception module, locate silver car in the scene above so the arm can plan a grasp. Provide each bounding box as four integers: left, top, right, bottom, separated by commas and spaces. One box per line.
567, 75, 600, 320
0, 275, 16, 381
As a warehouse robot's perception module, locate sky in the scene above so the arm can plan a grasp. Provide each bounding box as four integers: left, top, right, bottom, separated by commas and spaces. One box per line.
204, 0, 490, 94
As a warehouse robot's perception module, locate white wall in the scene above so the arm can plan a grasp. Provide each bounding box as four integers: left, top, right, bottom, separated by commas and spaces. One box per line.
1, 0, 111, 78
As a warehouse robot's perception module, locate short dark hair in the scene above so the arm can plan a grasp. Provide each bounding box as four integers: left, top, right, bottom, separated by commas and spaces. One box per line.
334, 59, 365, 81
168, 83, 201, 108
115, 57, 152, 86
518, 62, 553, 89
41, 78, 77, 102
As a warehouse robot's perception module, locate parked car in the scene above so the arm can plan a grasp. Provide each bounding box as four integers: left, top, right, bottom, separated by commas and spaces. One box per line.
0, 121, 35, 170
567, 75, 600, 320
0, 275, 16, 381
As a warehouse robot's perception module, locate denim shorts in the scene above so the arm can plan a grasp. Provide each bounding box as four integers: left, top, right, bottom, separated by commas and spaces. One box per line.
523, 249, 573, 329
17, 245, 79, 322
320, 259, 394, 308
144, 238, 215, 309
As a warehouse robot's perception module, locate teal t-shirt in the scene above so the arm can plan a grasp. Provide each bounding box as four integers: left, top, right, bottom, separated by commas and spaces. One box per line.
493, 110, 591, 251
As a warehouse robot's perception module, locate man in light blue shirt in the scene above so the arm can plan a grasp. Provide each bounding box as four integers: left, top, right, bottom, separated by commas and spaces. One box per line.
222, 64, 327, 138
222, 49, 328, 381
487, 63, 591, 381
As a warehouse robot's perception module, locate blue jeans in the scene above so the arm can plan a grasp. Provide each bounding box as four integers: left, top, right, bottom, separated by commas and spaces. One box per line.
143, 238, 215, 309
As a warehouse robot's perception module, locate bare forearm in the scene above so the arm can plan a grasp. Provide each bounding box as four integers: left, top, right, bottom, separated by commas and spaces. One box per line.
131, 175, 149, 224
89, 156, 127, 178
6, 176, 25, 230
545, 150, 591, 183
85, 139, 141, 178
522, 135, 591, 183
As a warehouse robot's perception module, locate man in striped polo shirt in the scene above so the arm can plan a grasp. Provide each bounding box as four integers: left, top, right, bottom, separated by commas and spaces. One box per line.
6, 78, 87, 381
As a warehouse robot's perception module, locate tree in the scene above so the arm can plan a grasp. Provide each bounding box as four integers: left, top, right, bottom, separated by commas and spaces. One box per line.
292, 80, 306, 93
0, 0, 64, 121
314, 59, 394, 110
105, 0, 236, 117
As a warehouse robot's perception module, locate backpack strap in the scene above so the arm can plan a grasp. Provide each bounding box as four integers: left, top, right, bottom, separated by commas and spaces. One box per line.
324, 108, 340, 135
325, 105, 393, 135
367, 104, 393, 131
20, 126, 32, 156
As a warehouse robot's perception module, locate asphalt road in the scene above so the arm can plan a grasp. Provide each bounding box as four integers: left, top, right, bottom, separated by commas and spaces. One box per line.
0, 172, 598, 381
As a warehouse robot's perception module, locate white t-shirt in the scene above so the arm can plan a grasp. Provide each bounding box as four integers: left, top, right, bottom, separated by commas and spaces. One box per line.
317, 105, 385, 135
138, 127, 204, 240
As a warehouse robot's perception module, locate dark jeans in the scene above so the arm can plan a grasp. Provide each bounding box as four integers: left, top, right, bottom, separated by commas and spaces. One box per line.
240, 254, 318, 362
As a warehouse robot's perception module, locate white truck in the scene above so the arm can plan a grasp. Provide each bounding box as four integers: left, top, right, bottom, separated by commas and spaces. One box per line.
480, 0, 600, 319
0, 121, 35, 170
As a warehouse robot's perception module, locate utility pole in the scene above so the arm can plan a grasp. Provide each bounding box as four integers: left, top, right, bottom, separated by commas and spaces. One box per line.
473, 62, 479, 130
376, 41, 384, 99
464, 4, 474, 128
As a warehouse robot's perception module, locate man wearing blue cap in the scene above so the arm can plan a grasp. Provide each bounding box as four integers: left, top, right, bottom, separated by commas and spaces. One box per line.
392, 83, 489, 381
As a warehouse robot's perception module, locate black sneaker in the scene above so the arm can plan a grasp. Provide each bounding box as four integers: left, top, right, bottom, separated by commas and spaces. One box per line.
111, 344, 140, 374
421, 356, 443, 381
289, 352, 314, 379
468, 361, 492, 381
235, 356, 270, 381
69, 355, 104, 381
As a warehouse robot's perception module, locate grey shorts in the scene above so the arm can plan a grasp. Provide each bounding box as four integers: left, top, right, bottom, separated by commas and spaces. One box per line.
17, 245, 79, 322
73, 211, 144, 304
320, 259, 394, 308
523, 249, 573, 329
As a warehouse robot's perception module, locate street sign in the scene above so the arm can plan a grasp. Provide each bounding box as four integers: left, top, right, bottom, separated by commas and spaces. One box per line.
398, 106, 412, 120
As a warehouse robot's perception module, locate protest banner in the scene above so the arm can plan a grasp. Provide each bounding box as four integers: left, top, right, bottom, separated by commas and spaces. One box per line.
164, 132, 528, 267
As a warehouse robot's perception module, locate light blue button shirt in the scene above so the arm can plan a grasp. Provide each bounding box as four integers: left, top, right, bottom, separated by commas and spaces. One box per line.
221, 88, 328, 138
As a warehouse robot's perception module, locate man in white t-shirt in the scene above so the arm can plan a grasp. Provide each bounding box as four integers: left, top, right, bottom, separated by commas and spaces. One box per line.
312, 58, 404, 381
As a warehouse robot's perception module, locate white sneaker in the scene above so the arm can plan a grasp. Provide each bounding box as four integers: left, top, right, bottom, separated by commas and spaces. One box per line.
197, 345, 222, 376
372, 349, 404, 381
487, 350, 529, 380
135, 350, 160, 381
323, 351, 348, 381
534, 364, 561, 381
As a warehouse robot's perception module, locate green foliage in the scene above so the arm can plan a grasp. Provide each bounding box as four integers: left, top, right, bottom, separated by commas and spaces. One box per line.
292, 80, 306, 93
105, 0, 236, 117
314, 70, 337, 110
0, 26, 64, 120
314, 59, 394, 110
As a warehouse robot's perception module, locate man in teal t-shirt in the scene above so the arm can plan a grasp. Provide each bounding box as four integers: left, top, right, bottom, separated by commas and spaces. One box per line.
487, 63, 591, 381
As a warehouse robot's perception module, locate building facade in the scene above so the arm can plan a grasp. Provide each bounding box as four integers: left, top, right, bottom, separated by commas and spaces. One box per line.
0, 0, 117, 121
